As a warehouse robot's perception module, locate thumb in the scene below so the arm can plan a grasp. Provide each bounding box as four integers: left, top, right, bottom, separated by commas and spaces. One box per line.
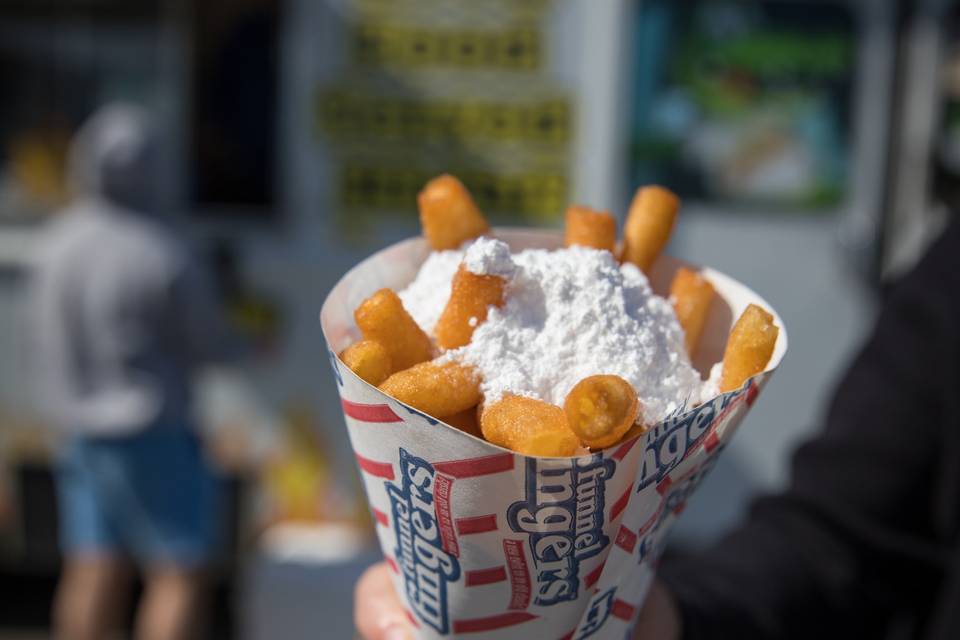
355, 562, 414, 640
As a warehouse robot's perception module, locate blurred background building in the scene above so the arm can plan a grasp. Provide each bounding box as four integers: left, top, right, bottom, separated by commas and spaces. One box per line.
0, 0, 954, 637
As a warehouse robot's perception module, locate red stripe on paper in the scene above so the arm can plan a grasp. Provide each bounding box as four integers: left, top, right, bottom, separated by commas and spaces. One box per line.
611, 599, 636, 621
656, 475, 673, 495
355, 453, 394, 479
703, 430, 720, 453
746, 382, 760, 406
433, 453, 514, 478
371, 508, 388, 527
584, 561, 605, 588
341, 399, 401, 422
404, 608, 420, 628
456, 514, 498, 535
453, 612, 537, 633
558, 631, 576, 640
611, 435, 641, 461
716, 392, 746, 425
465, 566, 507, 586
385, 556, 398, 573
610, 484, 632, 521
503, 539, 531, 610
433, 474, 459, 556
615, 525, 638, 553
637, 500, 666, 537
680, 392, 748, 466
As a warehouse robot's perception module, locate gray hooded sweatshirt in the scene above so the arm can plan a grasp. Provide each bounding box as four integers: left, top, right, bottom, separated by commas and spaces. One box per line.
29, 104, 239, 436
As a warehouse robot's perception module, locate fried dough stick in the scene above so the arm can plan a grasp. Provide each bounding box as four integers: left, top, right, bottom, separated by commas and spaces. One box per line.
720, 304, 779, 392
670, 267, 715, 357
434, 265, 507, 350
481, 395, 580, 457
564, 205, 616, 253
354, 288, 434, 373
418, 174, 490, 251
380, 360, 482, 418
622, 185, 680, 273
564, 375, 640, 449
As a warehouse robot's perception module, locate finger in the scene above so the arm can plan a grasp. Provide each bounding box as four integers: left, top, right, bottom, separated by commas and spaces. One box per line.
354, 562, 412, 640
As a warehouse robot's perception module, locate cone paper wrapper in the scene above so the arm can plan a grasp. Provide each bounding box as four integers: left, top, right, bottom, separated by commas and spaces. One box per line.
320, 229, 787, 639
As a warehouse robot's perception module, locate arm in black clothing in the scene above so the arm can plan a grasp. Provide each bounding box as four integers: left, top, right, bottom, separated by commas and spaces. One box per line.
657, 221, 960, 639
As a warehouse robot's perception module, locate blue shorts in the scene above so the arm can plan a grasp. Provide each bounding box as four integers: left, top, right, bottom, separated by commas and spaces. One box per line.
56, 426, 222, 568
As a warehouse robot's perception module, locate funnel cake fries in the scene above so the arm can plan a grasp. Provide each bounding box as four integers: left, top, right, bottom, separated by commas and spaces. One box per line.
721, 304, 779, 393
670, 267, 716, 357
564, 375, 640, 450
340, 176, 778, 457
434, 265, 507, 350
481, 395, 580, 457
621, 185, 680, 273
354, 288, 434, 373
339, 339, 392, 386
564, 205, 617, 253
417, 174, 489, 251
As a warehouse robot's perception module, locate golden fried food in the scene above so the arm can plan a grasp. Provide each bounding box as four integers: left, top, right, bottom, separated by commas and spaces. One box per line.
669, 267, 715, 357
618, 422, 647, 444
564, 205, 616, 253
563, 375, 640, 449
514, 429, 581, 457
417, 174, 490, 251
434, 265, 507, 350
354, 288, 434, 372
720, 304, 779, 392
442, 406, 482, 438
481, 394, 580, 457
379, 360, 482, 417
621, 185, 680, 272
339, 339, 392, 386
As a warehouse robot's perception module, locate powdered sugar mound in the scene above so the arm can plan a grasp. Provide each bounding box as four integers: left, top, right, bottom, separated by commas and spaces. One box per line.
463, 237, 516, 278
398, 249, 463, 333
399, 239, 706, 423
700, 362, 723, 403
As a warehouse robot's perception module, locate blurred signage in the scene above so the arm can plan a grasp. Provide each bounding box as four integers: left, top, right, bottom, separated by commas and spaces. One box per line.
317, 93, 570, 144
313, 0, 574, 233
350, 24, 543, 70
630, 1, 856, 210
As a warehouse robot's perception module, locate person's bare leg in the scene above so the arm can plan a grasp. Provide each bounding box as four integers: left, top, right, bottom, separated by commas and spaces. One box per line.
54, 553, 132, 640
135, 566, 207, 640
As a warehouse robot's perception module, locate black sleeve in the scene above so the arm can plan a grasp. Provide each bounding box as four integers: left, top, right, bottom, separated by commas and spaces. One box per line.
659, 220, 960, 639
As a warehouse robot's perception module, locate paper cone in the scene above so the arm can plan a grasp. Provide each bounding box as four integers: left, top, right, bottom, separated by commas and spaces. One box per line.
320, 229, 787, 639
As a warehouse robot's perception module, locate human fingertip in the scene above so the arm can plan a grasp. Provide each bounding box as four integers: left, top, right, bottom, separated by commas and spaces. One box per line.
383, 624, 411, 640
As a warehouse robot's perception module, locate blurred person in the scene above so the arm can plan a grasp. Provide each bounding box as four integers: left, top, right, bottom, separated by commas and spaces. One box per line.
354, 217, 960, 640
29, 104, 244, 640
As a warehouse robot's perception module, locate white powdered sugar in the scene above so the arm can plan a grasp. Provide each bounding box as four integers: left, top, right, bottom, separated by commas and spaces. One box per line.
398, 249, 463, 333
701, 362, 723, 403
399, 238, 708, 424
463, 237, 516, 278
